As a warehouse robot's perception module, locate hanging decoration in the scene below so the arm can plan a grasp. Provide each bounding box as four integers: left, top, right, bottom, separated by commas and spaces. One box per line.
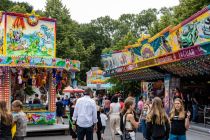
27, 11, 39, 26
12, 17, 25, 29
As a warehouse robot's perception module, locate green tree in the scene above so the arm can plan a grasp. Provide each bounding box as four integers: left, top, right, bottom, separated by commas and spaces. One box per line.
8, 5, 27, 13
148, 7, 174, 36
0, 0, 32, 13
173, 0, 209, 24
0, 0, 14, 11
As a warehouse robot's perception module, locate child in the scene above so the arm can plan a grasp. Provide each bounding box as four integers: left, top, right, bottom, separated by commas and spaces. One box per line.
100, 108, 108, 140
12, 100, 28, 140
56, 97, 64, 124
0, 101, 13, 140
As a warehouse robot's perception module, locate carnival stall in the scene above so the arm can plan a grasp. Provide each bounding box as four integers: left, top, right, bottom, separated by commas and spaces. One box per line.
86, 67, 112, 90
0, 11, 80, 125
101, 5, 210, 112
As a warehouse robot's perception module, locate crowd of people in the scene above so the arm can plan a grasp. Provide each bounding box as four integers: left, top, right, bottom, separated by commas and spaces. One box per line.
0, 87, 191, 140
62, 88, 191, 140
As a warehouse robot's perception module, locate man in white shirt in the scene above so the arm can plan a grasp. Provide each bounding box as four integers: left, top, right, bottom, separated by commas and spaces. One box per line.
72, 88, 98, 140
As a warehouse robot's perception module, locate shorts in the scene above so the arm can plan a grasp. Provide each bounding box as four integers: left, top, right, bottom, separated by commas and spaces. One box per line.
56, 112, 63, 117
101, 126, 106, 134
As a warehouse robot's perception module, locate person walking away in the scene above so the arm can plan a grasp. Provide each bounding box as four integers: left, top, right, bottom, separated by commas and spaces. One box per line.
108, 96, 122, 140
69, 99, 77, 140
169, 98, 190, 140
100, 108, 108, 140
56, 97, 64, 124
12, 100, 28, 140
63, 95, 70, 116
146, 97, 170, 140
119, 98, 124, 110
104, 97, 111, 114
95, 98, 103, 140
72, 88, 98, 140
139, 100, 150, 139
0, 101, 13, 140
122, 98, 139, 140
191, 90, 199, 123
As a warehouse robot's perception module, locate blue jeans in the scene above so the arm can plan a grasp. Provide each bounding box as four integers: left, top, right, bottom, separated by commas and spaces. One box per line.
169, 134, 186, 140
192, 104, 198, 122
141, 119, 147, 138
104, 108, 110, 114
77, 125, 94, 140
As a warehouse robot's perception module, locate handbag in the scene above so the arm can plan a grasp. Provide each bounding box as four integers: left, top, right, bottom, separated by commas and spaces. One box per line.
122, 114, 132, 140
11, 124, 16, 139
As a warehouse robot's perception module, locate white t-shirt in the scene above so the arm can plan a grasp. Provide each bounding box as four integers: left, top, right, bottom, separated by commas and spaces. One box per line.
110, 103, 121, 114
100, 113, 108, 126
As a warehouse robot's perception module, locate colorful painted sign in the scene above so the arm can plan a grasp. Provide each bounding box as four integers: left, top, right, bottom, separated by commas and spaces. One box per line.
102, 5, 210, 75
0, 12, 4, 55
104, 44, 205, 76
86, 67, 112, 89
2, 12, 56, 57
26, 112, 56, 125
0, 56, 80, 71
101, 50, 132, 71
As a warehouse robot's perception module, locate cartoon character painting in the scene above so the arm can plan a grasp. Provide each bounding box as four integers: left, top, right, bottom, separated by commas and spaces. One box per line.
141, 44, 155, 59
200, 17, 210, 39
6, 14, 55, 57
160, 36, 172, 53
179, 23, 198, 48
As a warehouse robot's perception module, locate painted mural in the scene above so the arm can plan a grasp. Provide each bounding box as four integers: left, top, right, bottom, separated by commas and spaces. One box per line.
102, 5, 210, 73
0, 12, 4, 55
129, 46, 142, 63
86, 67, 112, 89
26, 112, 56, 125
101, 51, 132, 71
0, 56, 80, 71
169, 9, 210, 50
6, 14, 55, 57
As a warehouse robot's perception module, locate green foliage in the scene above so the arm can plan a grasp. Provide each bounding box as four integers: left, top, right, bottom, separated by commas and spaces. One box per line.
148, 0, 210, 35
107, 77, 141, 95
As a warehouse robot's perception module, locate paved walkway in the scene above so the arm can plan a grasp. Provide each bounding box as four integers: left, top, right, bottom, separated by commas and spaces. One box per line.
26, 120, 210, 140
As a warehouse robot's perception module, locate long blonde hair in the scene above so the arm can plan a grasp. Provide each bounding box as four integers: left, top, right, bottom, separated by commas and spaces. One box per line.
146, 97, 168, 125
169, 98, 185, 120
0, 101, 13, 125
121, 98, 134, 115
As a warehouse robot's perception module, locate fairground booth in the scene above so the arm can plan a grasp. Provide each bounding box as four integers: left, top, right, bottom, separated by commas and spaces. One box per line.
86, 67, 112, 90
0, 11, 80, 125
102, 5, 210, 124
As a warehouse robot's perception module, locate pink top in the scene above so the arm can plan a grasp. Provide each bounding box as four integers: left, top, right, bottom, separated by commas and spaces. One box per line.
138, 100, 144, 111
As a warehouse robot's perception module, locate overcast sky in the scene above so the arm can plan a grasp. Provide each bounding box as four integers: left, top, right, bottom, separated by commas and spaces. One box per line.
12, 0, 180, 23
